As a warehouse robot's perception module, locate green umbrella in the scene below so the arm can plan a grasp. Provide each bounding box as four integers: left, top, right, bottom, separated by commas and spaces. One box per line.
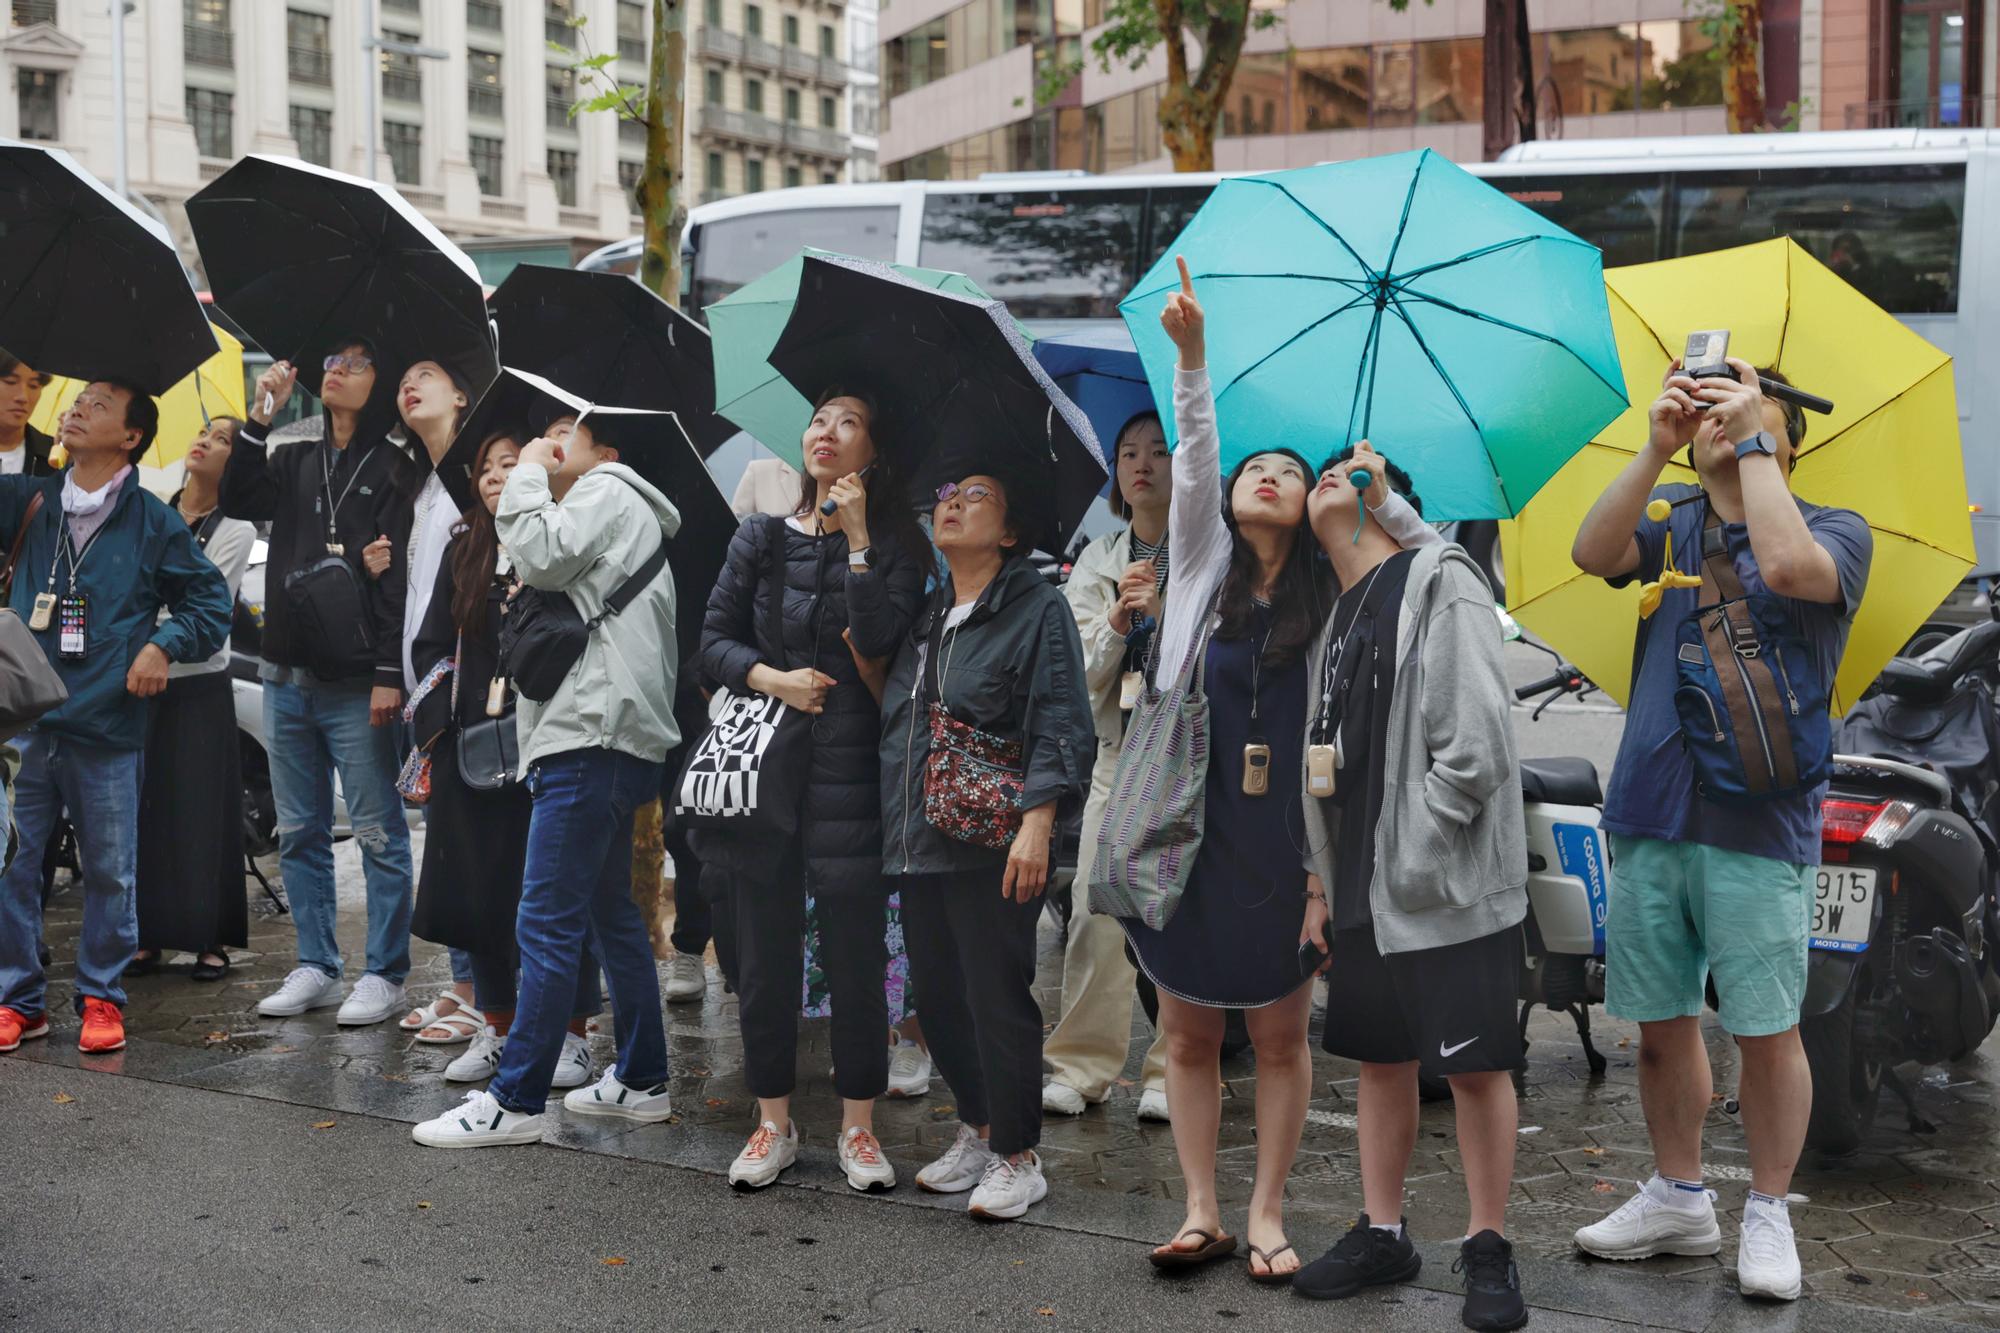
706, 247, 1016, 468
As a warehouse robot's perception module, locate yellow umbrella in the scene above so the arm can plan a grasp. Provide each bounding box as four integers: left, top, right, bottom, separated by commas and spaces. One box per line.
34, 321, 247, 470
1499, 237, 1971, 715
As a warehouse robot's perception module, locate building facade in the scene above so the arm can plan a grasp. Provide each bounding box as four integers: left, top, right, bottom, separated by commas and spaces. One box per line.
878, 0, 1999, 180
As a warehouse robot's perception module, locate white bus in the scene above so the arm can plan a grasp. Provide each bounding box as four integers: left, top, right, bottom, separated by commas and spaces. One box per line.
581, 129, 2000, 575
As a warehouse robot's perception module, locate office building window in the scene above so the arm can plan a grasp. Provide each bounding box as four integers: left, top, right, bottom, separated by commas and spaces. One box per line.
287, 9, 331, 85
706, 151, 724, 189
468, 0, 503, 32
289, 103, 331, 166
1219, 52, 1286, 136
384, 120, 421, 185
1416, 37, 1481, 125
546, 0, 574, 44
783, 13, 798, 45
821, 170, 836, 184
382, 49, 422, 104
746, 78, 764, 113
11, 1, 56, 25
548, 147, 578, 205
17, 69, 57, 141
746, 157, 764, 192
784, 164, 801, 187
619, 157, 644, 196
469, 134, 503, 196
618, 1, 647, 60
183, 0, 234, 69
469, 49, 503, 117
819, 23, 836, 58
547, 64, 575, 127
706, 67, 724, 105
783, 86, 800, 121
185, 86, 232, 158
1292, 47, 1368, 131
704, 0, 722, 27
745, 3, 762, 38
819, 94, 835, 127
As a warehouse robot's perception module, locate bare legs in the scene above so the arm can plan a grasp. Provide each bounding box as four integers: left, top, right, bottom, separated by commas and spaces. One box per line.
1358, 1062, 1515, 1237
1358, 1061, 1422, 1222
1156, 994, 1226, 1253
1636, 1016, 1714, 1183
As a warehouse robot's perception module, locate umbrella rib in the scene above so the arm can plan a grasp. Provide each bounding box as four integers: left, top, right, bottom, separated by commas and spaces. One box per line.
1383, 300, 1512, 514
1397, 289, 1629, 407
1233, 177, 1376, 279
1215, 292, 1378, 403
1387, 235, 1537, 287
1344, 303, 1388, 449
1378, 150, 1430, 278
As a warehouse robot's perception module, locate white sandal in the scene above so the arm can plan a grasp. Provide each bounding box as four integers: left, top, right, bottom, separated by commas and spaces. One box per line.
414, 1002, 486, 1045
399, 991, 466, 1033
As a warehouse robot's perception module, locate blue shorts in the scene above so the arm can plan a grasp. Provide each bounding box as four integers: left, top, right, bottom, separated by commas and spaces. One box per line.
1604, 834, 1811, 1038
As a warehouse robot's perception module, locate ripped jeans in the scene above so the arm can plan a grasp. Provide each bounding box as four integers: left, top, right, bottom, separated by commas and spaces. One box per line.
263, 677, 413, 983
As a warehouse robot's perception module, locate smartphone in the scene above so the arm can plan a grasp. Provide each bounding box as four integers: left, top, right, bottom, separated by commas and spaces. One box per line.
1242, 742, 1271, 796
1682, 329, 1732, 380
1297, 934, 1331, 978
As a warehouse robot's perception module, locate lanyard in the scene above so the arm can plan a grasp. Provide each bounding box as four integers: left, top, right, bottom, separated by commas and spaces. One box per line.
47, 510, 114, 596
319, 438, 373, 545
1246, 609, 1275, 727
1313, 562, 1386, 740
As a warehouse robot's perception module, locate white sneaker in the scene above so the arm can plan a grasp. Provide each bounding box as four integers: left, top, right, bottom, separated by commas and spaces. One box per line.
1737, 1196, 1803, 1301
916, 1123, 999, 1195
967, 1150, 1048, 1221
445, 1026, 504, 1082
886, 1041, 932, 1098
838, 1126, 897, 1192
336, 974, 407, 1027
663, 953, 706, 1003
728, 1119, 800, 1190
257, 966, 344, 1017
1574, 1176, 1722, 1260
548, 1032, 593, 1089
563, 1070, 674, 1123
1137, 1087, 1170, 1123
1041, 1080, 1090, 1115
411, 1090, 546, 1149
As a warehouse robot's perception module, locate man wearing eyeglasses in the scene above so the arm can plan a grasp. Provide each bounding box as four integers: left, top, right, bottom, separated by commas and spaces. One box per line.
221, 340, 419, 1029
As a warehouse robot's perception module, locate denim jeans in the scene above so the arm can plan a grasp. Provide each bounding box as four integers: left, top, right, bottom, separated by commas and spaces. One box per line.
0, 732, 143, 1017
263, 679, 413, 982
490, 746, 668, 1115
467, 942, 602, 1018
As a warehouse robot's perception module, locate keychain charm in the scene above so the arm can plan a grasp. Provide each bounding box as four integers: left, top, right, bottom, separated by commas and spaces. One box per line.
1118, 669, 1143, 711
485, 676, 508, 717
326, 542, 345, 557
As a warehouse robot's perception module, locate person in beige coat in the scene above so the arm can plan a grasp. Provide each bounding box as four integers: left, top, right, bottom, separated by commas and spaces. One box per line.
1041, 411, 1171, 1124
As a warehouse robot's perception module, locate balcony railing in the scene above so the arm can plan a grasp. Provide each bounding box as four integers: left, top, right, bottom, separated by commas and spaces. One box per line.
619, 36, 646, 62
382, 0, 420, 12
700, 187, 730, 205
620, 116, 646, 142
697, 104, 784, 148
383, 71, 422, 103
741, 34, 783, 72
547, 17, 575, 45
468, 0, 503, 31
784, 122, 850, 159
469, 86, 503, 118
782, 46, 848, 86
697, 27, 743, 61
12, 0, 55, 26
1843, 96, 1994, 130
547, 95, 574, 128
288, 43, 332, 85
184, 24, 234, 69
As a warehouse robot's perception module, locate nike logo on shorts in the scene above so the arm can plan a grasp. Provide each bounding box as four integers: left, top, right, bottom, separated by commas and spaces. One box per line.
1439, 1037, 1479, 1058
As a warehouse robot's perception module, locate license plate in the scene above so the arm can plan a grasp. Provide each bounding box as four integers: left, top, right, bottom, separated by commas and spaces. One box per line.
1810, 866, 1876, 953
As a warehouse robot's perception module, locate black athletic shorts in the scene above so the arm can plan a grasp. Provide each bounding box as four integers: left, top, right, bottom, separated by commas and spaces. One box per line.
1320, 922, 1525, 1075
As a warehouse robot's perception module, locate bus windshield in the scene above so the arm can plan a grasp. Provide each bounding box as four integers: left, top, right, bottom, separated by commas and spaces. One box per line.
690, 205, 900, 310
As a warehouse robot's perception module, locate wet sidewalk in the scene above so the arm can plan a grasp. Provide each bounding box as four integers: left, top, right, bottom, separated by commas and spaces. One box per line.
18, 838, 2000, 1331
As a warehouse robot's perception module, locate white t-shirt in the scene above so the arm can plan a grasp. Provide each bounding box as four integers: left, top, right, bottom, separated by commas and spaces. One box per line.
401, 470, 461, 692
944, 602, 975, 630
0, 444, 25, 475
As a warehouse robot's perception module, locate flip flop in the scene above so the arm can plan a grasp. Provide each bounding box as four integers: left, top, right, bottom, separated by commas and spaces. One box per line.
1149, 1228, 1239, 1270
1247, 1242, 1298, 1285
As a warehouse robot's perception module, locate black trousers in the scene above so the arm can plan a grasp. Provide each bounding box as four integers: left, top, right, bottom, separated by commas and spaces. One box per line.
666, 822, 737, 986
899, 868, 1044, 1156
733, 848, 888, 1101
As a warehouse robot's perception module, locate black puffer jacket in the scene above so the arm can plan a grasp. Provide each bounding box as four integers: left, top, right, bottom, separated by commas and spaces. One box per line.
880, 554, 1095, 877
693, 514, 927, 899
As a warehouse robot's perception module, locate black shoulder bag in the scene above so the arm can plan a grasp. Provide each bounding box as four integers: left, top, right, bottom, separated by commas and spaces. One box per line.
498, 531, 670, 704
283, 441, 382, 681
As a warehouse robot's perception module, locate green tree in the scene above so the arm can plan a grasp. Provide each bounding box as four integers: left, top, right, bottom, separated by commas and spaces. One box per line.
551, 3, 689, 303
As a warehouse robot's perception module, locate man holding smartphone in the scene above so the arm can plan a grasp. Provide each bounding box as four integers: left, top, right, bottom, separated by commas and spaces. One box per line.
1568, 355, 1871, 1302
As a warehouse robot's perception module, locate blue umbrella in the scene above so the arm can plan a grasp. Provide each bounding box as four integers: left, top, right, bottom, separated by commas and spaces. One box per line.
1031, 326, 1158, 501
1117, 148, 1626, 519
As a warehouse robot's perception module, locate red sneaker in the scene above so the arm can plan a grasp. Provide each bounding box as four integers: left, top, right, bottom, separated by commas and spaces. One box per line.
0, 1005, 50, 1053
78, 997, 126, 1053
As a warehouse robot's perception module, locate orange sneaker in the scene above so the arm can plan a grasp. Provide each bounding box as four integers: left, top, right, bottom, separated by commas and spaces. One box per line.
78, 997, 126, 1053
0, 1006, 50, 1053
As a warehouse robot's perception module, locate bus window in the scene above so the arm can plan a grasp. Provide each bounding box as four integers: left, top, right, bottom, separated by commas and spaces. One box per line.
1670, 164, 1964, 314
689, 206, 900, 310
919, 190, 1146, 319
1144, 183, 1218, 274
1496, 174, 1665, 267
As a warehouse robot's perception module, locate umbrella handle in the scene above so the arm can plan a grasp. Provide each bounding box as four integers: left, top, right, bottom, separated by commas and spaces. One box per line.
1349, 467, 1373, 544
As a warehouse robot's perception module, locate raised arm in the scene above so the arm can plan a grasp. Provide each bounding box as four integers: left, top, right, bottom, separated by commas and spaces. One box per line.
1573, 366, 1701, 580
1155, 255, 1229, 687
495, 444, 631, 589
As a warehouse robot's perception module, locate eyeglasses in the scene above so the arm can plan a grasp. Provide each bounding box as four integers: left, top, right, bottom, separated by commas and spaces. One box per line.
935, 482, 999, 506
322, 353, 375, 375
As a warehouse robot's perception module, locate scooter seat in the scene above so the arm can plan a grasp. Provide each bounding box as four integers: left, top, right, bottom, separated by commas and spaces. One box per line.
1520, 757, 1603, 806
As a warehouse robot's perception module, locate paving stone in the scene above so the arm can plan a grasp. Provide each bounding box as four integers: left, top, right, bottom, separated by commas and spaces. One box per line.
1855, 1199, 1995, 1243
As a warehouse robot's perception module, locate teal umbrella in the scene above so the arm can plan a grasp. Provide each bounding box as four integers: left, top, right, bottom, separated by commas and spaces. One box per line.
706, 247, 1017, 468
1117, 148, 1626, 519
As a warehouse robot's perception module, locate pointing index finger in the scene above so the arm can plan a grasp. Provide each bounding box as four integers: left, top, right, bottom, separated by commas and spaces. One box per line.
1176, 254, 1193, 297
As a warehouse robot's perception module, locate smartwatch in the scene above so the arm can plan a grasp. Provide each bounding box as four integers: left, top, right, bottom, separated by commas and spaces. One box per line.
847, 544, 872, 571
1734, 430, 1779, 461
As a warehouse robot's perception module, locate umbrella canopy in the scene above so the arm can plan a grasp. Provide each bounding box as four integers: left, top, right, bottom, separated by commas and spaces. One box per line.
1032, 325, 1158, 464
188, 155, 497, 397
443, 367, 734, 665
706, 247, 1016, 468
0, 140, 216, 394
1117, 148, 1626, 517
1498, 237, 1972, 715
34, 321, 246, 470
766, 253, 1105, 552
487, 265, 735, 457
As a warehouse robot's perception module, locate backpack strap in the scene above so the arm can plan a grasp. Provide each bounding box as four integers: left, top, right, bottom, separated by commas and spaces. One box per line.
0, 489, 46, 601
1696, 506, 1798, 794
586, 530, 670, 630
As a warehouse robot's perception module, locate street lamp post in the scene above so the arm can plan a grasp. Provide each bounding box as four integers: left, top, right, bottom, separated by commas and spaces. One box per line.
108, 0, 135, 197
358, 0, 449, 183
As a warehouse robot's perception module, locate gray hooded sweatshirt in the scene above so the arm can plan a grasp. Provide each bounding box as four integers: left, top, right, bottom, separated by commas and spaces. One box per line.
496, 459, 682, 773
1301, 542, 1528, 954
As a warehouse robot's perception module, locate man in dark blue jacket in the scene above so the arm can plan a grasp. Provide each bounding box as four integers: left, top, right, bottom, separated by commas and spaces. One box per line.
0, 381, 232, 1057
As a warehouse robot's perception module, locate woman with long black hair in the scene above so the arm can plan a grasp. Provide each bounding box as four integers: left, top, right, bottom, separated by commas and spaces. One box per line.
694, 387, 930, 1194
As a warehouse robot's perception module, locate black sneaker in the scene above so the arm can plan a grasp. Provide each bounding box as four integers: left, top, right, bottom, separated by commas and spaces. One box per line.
1291, 1213, 1422, 1300
1456, 1230, 1528, 1331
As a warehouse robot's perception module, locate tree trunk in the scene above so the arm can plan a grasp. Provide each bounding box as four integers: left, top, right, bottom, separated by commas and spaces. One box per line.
1481, 0, 1536, 159
1160, 85, 1215, 171
1725, 0, 1767, 132
1511, 0, 1536, 142
638, 0, 687, 304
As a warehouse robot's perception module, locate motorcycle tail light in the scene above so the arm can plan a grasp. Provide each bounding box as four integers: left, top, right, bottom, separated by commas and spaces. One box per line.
1861, 800, 1918, 848
1823, 798, 1889, 844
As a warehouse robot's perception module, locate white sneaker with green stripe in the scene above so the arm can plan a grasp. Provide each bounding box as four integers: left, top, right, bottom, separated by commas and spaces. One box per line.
563, 1070, 674, 1122
411, 1090, 546, 1148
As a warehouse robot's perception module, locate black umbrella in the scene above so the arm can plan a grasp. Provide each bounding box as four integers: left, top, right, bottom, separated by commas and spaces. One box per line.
766, 254, 1105, 551
444, 367, 734, 665
0, 141, 215, 394
187, 155, 497, 397
487, 265, 736, 458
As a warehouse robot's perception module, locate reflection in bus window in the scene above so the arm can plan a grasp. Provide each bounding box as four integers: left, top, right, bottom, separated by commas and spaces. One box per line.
690, 206, 899, 310
919, 190, 1145, 320
1501, 175, 1665, 268
1144, 185, 1216, 274
1671, 165, 1964, 314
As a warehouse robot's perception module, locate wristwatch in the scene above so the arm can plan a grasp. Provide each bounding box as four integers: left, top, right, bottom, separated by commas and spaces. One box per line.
847, 544, 872, 571
1734, 430, 1779, 461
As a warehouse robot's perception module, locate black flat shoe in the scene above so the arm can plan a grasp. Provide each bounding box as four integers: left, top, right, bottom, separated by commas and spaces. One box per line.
190, 950, 230, 982
124, 950, 161, 978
